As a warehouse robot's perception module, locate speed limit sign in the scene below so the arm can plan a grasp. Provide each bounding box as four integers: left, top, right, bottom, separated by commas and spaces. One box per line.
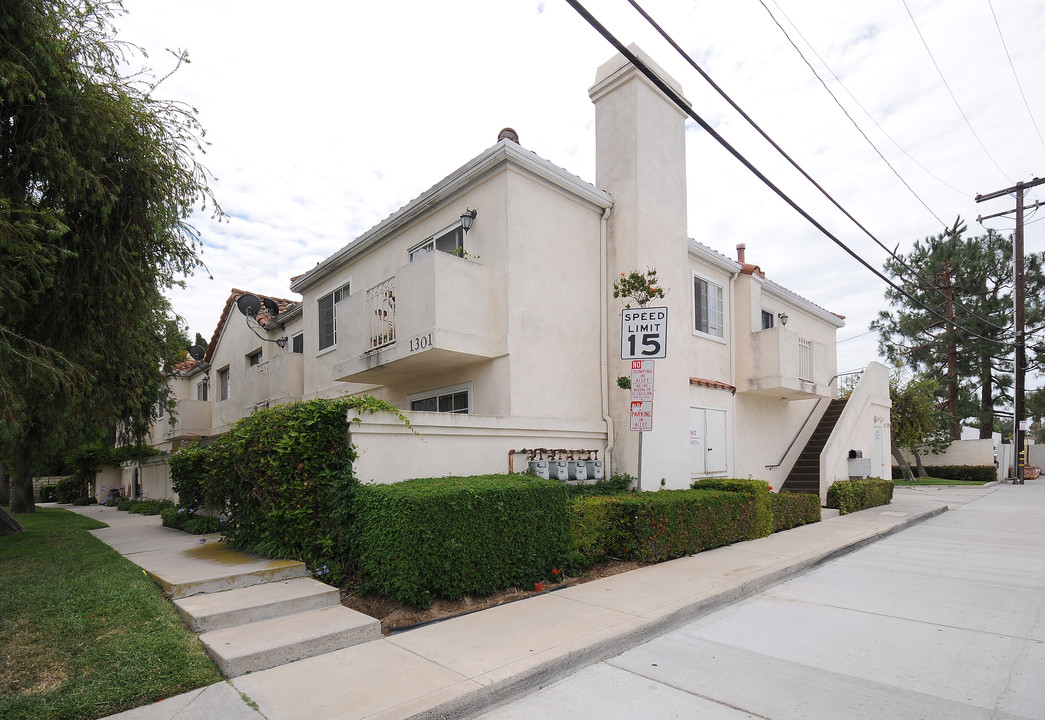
621, 307, 668, 360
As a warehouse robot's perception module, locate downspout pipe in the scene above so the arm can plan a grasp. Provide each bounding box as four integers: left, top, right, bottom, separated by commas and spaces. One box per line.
600, 205, 615, 473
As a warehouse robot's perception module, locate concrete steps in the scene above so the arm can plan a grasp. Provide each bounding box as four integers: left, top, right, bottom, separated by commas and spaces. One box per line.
199, 604, 382, 677
160, 550, 380, 677
174, 576, 341, 632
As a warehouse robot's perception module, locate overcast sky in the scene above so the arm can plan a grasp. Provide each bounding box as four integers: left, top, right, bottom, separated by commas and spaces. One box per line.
116, 0, 1045, 379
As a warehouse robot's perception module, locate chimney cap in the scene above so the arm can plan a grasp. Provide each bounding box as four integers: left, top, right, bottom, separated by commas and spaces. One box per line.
498, 127, 519, 144
736, 244, 746, 263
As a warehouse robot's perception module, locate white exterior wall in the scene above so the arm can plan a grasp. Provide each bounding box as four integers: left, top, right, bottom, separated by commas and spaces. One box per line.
820, 361, 892, 502
348, 410, 606, 484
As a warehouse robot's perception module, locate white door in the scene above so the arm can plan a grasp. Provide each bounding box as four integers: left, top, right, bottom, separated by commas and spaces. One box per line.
691, 407, 728, 476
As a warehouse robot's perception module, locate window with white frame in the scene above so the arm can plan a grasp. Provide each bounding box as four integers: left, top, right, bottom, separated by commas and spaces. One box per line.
291, 333, 303, 354
218, 367, 230, 401
197, 380, 208, 401
408, 224, 464, 262
157, 401, 165, 419
407, 383, 471, 414
318, 282, 350, 351
761, 309, 774, 330
694, 275, 725, 338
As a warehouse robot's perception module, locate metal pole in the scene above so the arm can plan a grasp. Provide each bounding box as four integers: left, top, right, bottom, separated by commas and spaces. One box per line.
636, 430, 643, 491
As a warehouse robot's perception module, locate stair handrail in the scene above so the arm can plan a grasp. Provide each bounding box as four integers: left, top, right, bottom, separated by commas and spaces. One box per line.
765, 398, 824, 469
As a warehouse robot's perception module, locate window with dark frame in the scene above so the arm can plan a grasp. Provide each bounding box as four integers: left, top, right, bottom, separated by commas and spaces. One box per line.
292, 333, 304, 353
318, 283, 350, 351
247, 349, 262, 366
761, 309, 774, 330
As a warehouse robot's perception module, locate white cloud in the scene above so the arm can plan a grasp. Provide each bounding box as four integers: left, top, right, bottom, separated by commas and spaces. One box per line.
116, 0, 1045, 379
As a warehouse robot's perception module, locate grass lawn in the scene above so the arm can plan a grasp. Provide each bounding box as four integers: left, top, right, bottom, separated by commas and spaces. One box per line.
0, 507, 222, 720
894, 477, 989, 486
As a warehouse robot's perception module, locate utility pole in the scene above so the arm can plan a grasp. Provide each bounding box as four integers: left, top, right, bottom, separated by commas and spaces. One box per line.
976, 177, 1045, 483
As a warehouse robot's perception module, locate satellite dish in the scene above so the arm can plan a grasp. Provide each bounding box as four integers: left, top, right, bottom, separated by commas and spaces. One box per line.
236, 293, 261, 317
261, 297, 280, 317
187, 345, 206, 362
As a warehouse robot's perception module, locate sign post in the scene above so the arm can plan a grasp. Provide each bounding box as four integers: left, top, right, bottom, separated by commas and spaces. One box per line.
628, 359, 655, 491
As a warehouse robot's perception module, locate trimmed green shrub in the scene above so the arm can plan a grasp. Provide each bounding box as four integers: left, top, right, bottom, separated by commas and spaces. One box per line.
127, 498, 175, 516
564, 472, 635, 497
771, 491, 821, 531
39, 484, 58, 502
54, 476, 88, 503
826, 478, 894, 514
570, 489, 771, 568
352, 475, 571, 609
161, 507, 223, 534
168, 396, 406, 580
891, 464, 995, 482
691, 478, 773, 538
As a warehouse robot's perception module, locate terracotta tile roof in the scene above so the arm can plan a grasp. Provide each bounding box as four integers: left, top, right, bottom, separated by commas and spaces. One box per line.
173, 358, 199, 374
690, 376, 737, 395
204, 289, 298, 364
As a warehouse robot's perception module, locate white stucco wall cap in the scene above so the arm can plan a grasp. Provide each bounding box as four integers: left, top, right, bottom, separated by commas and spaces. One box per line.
589, 43, 689, 110
290, 140, 612, 293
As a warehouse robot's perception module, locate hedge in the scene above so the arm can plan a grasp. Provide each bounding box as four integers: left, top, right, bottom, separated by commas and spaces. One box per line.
570, 489, 771, 567
691, 478, 774, 538
891, 464, 995, 482
771, 491, 822, 531
168, 396, 406, 580
826, 478, 893, 514
352, 475, 571, 609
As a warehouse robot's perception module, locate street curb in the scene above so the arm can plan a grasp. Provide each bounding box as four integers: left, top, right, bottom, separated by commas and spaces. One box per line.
413, 504, 949, 720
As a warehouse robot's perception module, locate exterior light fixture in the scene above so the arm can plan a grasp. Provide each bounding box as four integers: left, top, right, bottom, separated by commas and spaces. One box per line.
778, 312, 789, 326
460, 208, 477, 232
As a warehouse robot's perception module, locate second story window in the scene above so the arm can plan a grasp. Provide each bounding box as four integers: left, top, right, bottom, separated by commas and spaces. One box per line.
197, 380, 208, 401
292, 333, 304, 354
761, 309, 774, 330
318, 283, 350, 351
247, 349, 262, 367
218, 367, 230, 401
694, 275, 724, 338
409, 225, 464, 262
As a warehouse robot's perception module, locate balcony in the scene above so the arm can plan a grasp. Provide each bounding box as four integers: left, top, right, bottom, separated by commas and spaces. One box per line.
738, 326, 832, 399
333, 251, 507, 383
163, 399, 213, 442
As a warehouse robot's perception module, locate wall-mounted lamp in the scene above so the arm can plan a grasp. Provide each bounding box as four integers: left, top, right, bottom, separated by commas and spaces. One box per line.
777, 312, 789, 326
460, 208, 477, 232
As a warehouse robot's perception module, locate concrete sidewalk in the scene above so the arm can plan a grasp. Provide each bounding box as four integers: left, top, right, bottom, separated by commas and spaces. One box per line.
67, 487, 987, 720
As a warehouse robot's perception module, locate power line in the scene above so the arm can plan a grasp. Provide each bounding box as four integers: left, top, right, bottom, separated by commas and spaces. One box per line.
564, 0, 1007, 346
986, 0, 1045, 157
902, 0, 1013, 182
762, 0, 972, 199
621, 0, 1008, 334
756, 0, 948, 224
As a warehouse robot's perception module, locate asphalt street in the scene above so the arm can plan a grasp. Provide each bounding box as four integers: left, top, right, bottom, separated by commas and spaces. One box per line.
475, 484, 1045, 720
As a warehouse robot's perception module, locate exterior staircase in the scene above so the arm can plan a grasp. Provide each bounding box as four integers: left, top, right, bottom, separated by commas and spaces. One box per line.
169, 561, 381, 678
781, 398, 847, 495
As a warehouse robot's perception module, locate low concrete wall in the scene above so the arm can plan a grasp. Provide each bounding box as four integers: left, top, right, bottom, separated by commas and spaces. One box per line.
895, 439, 994, 469
348, 410, 608, 484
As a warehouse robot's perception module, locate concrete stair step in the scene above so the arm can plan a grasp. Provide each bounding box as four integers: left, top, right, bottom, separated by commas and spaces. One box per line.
199, 605, 381, 677
174, 577, 341, 632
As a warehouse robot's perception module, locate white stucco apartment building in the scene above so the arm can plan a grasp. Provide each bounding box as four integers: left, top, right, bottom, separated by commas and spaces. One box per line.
133, 46, 890, 503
